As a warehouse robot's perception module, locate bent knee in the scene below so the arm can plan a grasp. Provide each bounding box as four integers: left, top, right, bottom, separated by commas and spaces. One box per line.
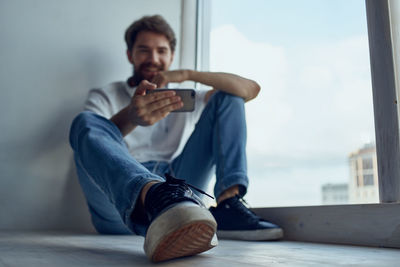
72, 111, 101, 127
69, 111, 115, 149
213, 91, 245, 106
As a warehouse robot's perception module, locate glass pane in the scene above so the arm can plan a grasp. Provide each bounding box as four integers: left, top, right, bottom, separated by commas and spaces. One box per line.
208, 0, 379, 206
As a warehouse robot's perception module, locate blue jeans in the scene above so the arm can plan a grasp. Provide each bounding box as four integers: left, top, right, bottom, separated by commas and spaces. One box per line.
69, 92, 248, 236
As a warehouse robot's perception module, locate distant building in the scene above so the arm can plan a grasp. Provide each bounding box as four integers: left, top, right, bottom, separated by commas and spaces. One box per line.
348, 143, 379, 204
322, 183, 348, 205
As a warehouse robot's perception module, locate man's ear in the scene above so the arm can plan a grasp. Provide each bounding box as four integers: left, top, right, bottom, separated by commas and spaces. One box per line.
127, 49, 134, 64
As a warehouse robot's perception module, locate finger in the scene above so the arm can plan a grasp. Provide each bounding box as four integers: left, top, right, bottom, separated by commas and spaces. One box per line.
134, 80, 157, 96
135, 87, 146, 96
151, 73, 168, 88
147, 96, 182, 113
151, 100, 184, 119
142, 90, 176, 105
155, 79, 167, 89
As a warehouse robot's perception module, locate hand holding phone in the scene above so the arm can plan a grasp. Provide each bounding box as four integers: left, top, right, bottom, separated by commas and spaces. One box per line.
128, 81, 182, 127
147, 89, 196, 112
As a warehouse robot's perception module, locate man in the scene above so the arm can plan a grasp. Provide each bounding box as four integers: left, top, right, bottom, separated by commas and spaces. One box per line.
69, 15, 283, 262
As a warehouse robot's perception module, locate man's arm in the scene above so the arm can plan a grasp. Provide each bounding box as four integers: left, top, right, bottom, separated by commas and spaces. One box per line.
151, 70, 261, 102
111, 70, 259, 136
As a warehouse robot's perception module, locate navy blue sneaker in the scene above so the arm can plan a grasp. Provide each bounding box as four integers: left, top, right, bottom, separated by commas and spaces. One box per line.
143, 174, 218, 262
209, 195, 283, 241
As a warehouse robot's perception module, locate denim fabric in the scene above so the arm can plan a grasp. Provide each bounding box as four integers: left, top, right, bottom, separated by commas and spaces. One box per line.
69, 91, 248, 236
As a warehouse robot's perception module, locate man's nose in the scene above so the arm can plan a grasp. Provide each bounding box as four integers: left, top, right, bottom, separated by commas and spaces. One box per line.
148, 51, 159, 64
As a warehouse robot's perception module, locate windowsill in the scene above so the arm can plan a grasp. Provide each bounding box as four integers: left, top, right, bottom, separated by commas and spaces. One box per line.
253, 202, 400, 248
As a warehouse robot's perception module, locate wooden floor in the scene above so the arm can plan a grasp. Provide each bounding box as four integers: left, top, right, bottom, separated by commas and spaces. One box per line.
0, 231, 399, 266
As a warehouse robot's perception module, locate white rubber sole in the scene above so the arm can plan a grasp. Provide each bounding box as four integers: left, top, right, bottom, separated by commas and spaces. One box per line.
216, 228, 284, 241
144, 203, 218, 262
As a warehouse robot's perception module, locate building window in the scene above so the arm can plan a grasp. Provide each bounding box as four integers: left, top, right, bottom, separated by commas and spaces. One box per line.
363, 174, 374, 186
362, 157, 373, 170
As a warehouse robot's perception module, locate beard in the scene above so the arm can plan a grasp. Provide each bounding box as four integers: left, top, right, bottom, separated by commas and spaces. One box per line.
131, 62, 166, 86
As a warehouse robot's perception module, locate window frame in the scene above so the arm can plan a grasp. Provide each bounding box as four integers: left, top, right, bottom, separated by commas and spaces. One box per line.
366, 0, 400, 204
181, 0, 400, 248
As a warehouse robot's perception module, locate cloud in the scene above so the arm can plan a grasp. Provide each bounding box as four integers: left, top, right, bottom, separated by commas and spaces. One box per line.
210, 24, 375, 206
211, 24, 374, 161
210, 25, 293, 155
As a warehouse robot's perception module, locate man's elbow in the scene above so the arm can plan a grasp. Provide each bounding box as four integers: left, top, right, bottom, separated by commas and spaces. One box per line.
246, 81, 261, 101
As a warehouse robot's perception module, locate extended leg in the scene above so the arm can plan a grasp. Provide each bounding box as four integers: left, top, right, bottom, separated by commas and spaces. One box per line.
69, 111, 163, 236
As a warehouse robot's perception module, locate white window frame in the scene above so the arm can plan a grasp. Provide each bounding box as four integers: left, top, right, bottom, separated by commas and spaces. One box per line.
181, 0, 400, 248
179, 0, 210, 88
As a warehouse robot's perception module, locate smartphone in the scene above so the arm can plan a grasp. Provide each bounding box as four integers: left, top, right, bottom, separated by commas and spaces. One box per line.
147, 89, 196, 112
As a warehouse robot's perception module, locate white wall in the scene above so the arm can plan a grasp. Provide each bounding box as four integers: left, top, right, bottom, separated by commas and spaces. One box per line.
0, 0, 182, 231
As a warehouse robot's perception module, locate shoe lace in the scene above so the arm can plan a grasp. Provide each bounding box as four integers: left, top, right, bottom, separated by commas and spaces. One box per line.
146, 173, 215, 222
231, 195, 260, 222
165, 173, 214, 199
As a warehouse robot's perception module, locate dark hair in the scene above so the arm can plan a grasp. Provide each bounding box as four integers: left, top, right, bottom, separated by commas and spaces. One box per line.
125, 15, 176, 52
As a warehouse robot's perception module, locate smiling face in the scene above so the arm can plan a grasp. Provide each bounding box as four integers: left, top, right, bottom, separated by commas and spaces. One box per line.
127, 31, 174, 85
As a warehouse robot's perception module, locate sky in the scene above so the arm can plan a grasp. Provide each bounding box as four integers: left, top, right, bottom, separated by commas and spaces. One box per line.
208, 0, 376, 207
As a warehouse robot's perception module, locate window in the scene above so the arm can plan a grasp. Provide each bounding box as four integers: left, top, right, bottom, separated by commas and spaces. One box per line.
363, 174, 374, 186
362, 157, 373, 170
207, 0, 377, 206
189, 0, 400, 248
